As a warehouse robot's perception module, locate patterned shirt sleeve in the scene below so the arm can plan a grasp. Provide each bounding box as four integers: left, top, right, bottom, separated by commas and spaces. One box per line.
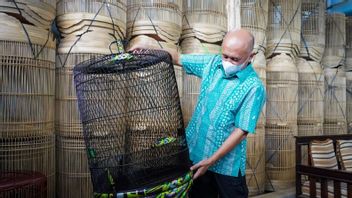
234, 84, 266, 134
180, 54, 216, 78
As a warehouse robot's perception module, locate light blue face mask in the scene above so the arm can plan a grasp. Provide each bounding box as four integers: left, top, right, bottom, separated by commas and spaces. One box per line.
221, 60, 246, 78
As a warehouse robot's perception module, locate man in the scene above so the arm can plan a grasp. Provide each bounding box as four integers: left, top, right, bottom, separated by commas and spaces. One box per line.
130, 28, 266, 198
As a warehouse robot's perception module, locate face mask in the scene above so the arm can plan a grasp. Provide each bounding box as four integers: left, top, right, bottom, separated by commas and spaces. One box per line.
222, 60, 246, 78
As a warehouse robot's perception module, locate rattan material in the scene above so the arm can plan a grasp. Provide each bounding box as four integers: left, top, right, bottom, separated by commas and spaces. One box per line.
322, 13, 346, 68
323, 67, 347, 135
266, 0, 301, 58
0, 135, 55, 198
241, 0, 269, 53
265, 54, 298, 191
297, 58, 324, 136
300, 0, 325, 62
73, 49, 191, 194
347, 72, 352, 133
56, 135, 93, 198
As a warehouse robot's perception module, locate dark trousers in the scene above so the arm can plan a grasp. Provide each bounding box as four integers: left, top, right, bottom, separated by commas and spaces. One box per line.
189, 170, 248, 198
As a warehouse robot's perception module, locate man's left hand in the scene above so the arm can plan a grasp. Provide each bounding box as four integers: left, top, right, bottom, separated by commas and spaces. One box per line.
190, 158, 215, 180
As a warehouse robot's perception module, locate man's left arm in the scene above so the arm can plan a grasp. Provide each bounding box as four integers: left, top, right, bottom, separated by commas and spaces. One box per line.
191, 85, 266, 179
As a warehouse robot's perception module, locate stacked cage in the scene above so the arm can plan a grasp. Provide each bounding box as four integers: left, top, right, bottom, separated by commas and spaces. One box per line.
0, 1, 56, 197
73, 49, 192, 197
240, 0, 269, 195
55, 1, 127, 197
322, 13, 347, 135
346, 17, 352, 133
181, 0, 227, 126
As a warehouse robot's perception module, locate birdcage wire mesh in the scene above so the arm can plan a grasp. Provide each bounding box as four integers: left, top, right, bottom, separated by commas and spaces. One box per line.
73, 49, 191, 194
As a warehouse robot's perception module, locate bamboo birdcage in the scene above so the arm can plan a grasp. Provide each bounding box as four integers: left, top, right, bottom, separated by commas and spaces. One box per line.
323, 67, 347, 135
56, 0, 127, 54
127, 0, 182, 44
246, 126, 265, 196
346, 17, 352, 71
181, 0, 227, 42
56, 135, 93, 198
246, 50, 266, 196
0, 135, 55, 198
266, 0, 301, 59
300, 0, 326, 62
346, 72, 352, 133
297, 58, 324, 136
241, 0, 269, 53
265, 53, 298, 190
322, 13, 346, 68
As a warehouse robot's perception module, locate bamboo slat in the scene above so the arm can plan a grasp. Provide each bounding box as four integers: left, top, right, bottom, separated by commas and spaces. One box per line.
0, 1, 55, 29
181, 72, 201, 126
265, 125, 297, 191
297, 58, 324, 136
56, 135, 93, 198
55, 53, 102, 138
265, 54, 298, 190
127, 35, 179, 53
127, 0, 182, 43
347, 72, 352, 133
300, 0, 325, 62
246, 125, 265, 195
322, 13, 346, 68
323, 67, 347, 135
180, 38, 222, 55
266, 0, 301, 58
241, 0, 269, 53
181, 0, 227, 43
0, 50, 55, 139
252, 51, 266, 127
346, 17, 352, 71
0, 135, 55, 198
0, 13, 55, 49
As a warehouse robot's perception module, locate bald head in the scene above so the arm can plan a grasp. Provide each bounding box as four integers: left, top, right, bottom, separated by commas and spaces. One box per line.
221, 28, 255, 68
222, 28, 255, 53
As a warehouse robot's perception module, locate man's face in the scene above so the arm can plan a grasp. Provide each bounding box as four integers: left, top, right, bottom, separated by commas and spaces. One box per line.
221, 43, 252, 67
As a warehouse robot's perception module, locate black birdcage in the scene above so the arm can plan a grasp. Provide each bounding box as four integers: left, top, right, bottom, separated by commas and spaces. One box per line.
73, 49, 192, 197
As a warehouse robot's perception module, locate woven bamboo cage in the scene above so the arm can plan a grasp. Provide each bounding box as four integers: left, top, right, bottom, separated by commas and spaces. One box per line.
346, 72, 352, 133
0, 0, 56, 30
174, 65, 183, 102
297, 58, 324, 136
246, 125, 265, 195
0, 135, 55, 198
300, 0, 326, 62
252, 51, 267, 126
266, 0, 301, 59
181, 0, 227, 42
182, 72, 201, 126
56, 0, 127, 54
56, 135, 93, 198
265, 53, 298, 190
322, 13, 346, 68
241, 0, 269, 53
323, 67, 347, 135
246, 51, 266, 195
55, 53, 102, 138
127, 0, 182, 44
180, 38, 222, 54
127, 35, 180, 54
346, 17, 352, 71
0, 171, 47, 198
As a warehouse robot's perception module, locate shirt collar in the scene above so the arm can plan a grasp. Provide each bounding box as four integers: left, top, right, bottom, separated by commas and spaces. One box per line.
235, 63, 255, 82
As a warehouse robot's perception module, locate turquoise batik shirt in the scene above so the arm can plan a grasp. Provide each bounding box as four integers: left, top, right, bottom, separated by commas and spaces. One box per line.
181, 54, 266, 177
